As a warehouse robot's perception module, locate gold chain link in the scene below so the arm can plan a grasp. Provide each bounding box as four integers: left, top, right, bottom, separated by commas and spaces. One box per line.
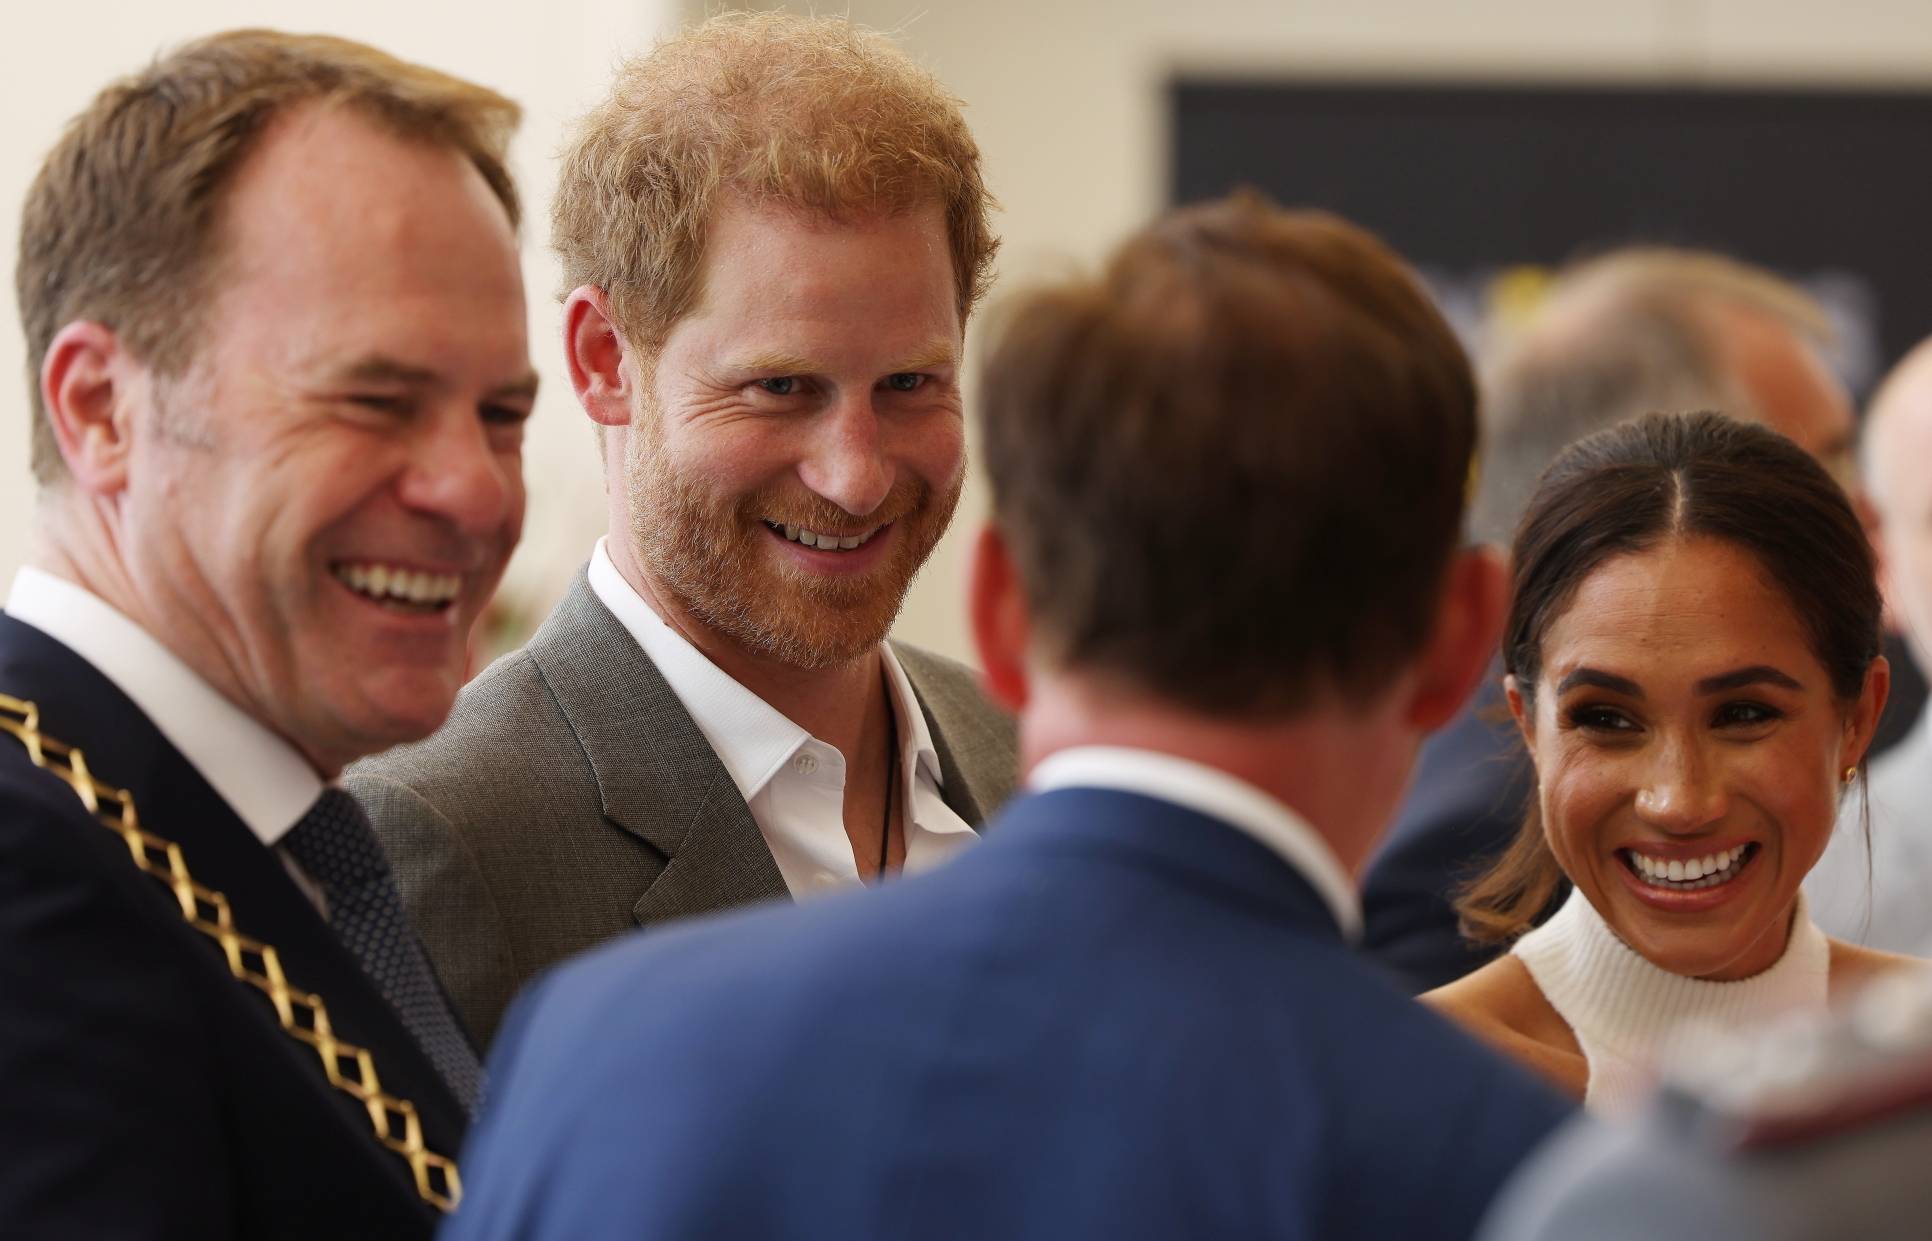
0, 694, 461, 1212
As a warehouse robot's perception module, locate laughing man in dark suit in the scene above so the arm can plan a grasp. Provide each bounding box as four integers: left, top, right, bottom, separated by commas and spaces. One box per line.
446, 194, 1572, 1241
0, 31, 536, 1236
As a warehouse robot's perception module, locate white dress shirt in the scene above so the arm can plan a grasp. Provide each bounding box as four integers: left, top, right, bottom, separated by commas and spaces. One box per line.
6, 567, 328, 906
587, 538, 976, 897
1029, 745, 1363, 940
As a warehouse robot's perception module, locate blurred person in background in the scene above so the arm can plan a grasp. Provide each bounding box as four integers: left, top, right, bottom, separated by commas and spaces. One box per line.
1427, 412, 1918, 1112
442, 194, 1571, 1241
1809, 338, 1932, 951
347, 11, 1016, 1053
0, 30, 532, 1234
1361, 248, 1915, 994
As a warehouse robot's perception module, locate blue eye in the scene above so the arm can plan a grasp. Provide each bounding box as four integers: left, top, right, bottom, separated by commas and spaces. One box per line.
757, 377, 798, 396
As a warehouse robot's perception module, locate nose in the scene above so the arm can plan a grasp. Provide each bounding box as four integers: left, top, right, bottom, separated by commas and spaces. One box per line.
1632, 734, 1728, 834
796, 393, 892, 518
396, 404, 522, 540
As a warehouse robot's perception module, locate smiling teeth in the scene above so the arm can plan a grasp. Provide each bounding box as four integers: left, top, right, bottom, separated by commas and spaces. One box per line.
776, 523, 879, 552
1628, 845, 1750, 890
334, 562, 461, 606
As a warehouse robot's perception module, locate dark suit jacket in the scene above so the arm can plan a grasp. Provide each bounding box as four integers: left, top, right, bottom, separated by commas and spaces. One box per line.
347, 570, 1018, 1050
0, 616, 466, 1239
446, 786, 1573, 1241
1363, 675, 1542, 993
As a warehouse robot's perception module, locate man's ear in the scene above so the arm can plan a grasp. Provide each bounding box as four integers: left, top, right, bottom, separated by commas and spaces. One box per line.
40, 321, 135, 496
563, 286, 637, 428
968, 523, 1030, 713
1403, 545, 1508, 732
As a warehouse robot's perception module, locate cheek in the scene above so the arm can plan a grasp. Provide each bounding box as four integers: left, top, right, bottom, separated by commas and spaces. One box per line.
1535, 742, 1628, 868
896, 414, 965, 488
672, 424, 795, 494
1731, 737, 1841, 862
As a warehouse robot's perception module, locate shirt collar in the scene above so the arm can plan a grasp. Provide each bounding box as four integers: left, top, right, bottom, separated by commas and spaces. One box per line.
1027, 745, 1363, 940
587, 538, 944, 800
5, 567, 324, 846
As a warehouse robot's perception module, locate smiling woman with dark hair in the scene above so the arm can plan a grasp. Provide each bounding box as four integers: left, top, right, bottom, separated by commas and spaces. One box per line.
1426, 410, 1921, 1110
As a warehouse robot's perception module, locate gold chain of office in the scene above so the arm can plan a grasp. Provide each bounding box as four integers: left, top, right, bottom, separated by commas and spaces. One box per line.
0, 694, 462, 1212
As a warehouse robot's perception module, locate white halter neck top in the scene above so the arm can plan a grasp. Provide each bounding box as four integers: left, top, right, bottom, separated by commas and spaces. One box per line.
1511, 887, 1831, 1113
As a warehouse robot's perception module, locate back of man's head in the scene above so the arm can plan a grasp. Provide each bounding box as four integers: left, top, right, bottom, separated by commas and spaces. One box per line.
16, 28, 521, 486
1469, 248, 1842, 545
553, 11, 997, 362
977, 193, 1476, 717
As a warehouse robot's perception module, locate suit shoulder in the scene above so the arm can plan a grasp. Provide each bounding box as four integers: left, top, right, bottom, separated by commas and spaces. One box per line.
0, 753, 123, 865
892, 642, 1014, 740
345, 647, 563, 799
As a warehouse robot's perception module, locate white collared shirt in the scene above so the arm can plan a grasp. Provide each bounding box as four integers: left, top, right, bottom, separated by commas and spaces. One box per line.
1028, 745, 1363, 940
587, 539, 976, 897
6, 567, 323, 845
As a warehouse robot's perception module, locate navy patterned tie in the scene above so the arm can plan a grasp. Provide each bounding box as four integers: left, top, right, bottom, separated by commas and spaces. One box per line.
282, 788, 482, 1115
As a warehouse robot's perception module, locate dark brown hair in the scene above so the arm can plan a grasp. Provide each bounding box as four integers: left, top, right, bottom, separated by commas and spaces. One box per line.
977, 192, 1476, 715
17, 28, 521, 483
1458, 410, 1883, 942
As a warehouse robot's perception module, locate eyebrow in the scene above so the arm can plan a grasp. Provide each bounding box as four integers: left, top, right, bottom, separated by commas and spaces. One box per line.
331, 356, 439, 387
325, 356, 539, 402
1553, 664, 1805, 698
488, 370, 542, 403
1555, 668, 1643, 698
727, 340, 961, 376
1694, 665, 1804, 695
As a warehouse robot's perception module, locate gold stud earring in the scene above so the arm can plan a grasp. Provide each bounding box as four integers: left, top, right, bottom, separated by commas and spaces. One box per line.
1843, 766, 1858, 785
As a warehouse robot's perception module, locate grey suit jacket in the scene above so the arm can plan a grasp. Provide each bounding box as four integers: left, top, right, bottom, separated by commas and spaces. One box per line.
346, 571, 1018, 1050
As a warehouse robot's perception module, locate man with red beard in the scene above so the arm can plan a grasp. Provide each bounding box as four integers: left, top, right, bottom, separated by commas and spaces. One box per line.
347, 11, 1015, 1052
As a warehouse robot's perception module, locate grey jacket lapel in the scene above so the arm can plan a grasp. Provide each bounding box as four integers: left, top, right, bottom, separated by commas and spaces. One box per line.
893, 641, 1017, 827
527, 573, 789, 926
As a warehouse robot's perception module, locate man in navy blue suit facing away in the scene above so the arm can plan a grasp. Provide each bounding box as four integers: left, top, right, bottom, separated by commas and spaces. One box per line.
445, 194, 1573, 1241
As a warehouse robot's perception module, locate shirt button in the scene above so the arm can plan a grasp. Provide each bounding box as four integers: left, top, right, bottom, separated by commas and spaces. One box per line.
792, 752, 818, 776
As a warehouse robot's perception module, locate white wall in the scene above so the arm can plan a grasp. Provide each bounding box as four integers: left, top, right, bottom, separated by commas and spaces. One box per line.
9, 1, 1932, 667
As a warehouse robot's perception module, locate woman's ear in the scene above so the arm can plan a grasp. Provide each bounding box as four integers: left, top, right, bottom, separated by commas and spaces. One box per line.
1845, 655, 1892, 771
1504, 674, 1535, 754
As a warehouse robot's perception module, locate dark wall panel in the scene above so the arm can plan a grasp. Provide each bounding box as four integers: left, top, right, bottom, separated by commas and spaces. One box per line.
1171, 81, 1932, 391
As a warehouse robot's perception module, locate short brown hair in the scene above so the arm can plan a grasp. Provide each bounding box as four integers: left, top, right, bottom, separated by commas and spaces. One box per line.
1456, 411, 1882, 943
16, 28, 521, 483
552, 10, 997, 358
977, 193, 1477, 715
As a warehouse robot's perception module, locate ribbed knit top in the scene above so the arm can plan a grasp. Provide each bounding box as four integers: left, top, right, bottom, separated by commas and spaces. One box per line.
1512, 887, 1831, 1114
